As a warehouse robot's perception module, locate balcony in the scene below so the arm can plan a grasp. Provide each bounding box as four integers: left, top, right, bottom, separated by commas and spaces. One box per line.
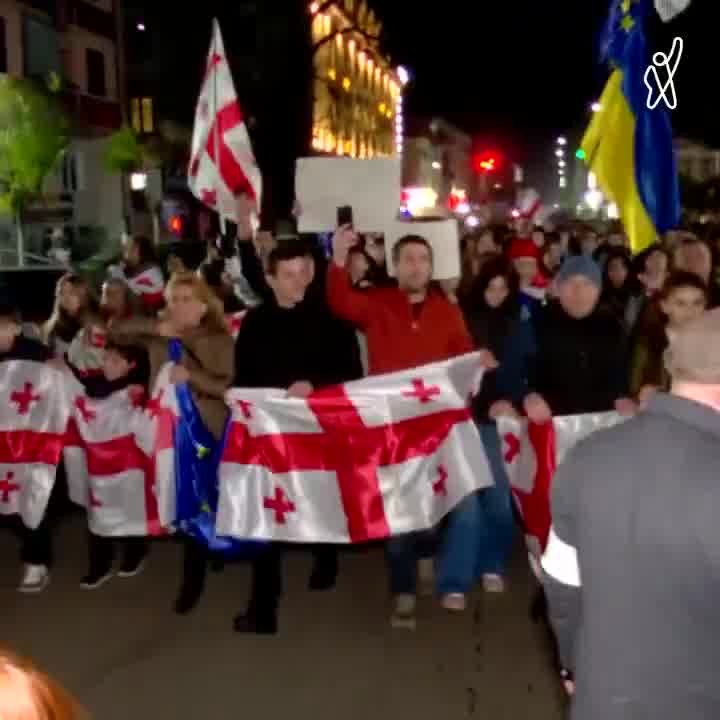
66, 0, 116, 40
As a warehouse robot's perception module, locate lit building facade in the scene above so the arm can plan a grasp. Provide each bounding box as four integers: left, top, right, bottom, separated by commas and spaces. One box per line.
310, 0, 403, 158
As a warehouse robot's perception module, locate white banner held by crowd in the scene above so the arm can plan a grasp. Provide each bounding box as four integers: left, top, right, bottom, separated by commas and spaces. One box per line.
217, 353, 492, 543
295, 157, 402, 233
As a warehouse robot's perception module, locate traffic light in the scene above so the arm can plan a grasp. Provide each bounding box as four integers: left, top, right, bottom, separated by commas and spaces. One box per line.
473, 151, 502, 175
169, 215, 183, 236
576, 149, 587, 160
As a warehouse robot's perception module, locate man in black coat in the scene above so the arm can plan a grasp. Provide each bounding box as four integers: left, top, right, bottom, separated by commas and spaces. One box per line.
524, 255, 635, 421
232, 244, 355, 635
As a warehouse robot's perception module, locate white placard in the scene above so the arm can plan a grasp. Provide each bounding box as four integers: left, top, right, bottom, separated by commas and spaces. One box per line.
296, 157, 402, 233
384, 219, 461, 280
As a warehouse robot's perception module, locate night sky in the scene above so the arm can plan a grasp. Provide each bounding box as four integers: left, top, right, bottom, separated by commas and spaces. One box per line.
131, 0, 716, 190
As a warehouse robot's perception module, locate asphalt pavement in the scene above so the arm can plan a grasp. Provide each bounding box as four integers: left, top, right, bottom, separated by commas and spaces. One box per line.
1, 513, 565, 719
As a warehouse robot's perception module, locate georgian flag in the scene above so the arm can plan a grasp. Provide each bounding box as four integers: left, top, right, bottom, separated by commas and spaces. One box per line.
497, 413, 627, 574
188, 19, 262, 222
125, 266, 165, 311
217, 353, 494, 543
0, 361, 70, 529
63, 364, 179, 537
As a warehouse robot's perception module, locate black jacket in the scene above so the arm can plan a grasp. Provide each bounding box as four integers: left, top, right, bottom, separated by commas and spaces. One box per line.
234, 300, 356, 390
0, 336, 51, 363
529, 302, 628, 415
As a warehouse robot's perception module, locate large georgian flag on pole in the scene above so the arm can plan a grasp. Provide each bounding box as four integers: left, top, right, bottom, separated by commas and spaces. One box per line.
63, 365, 179, 537
497, 413, 626, 572
217, 353, 493, 543
188, 19, 262, 223
0, 361, 70, 528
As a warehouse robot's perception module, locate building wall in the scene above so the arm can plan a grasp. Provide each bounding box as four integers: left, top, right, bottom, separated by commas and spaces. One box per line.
0, 0, 23, 74
63, 23, 117, 99
676, 138, 720, 184
311, 0, 400, 158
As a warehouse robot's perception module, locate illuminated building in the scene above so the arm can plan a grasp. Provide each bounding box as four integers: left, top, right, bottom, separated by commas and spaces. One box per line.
309, 1, 403, 158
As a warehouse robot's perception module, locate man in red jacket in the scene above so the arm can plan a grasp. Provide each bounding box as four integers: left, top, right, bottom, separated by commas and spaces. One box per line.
328, 226, 478, 628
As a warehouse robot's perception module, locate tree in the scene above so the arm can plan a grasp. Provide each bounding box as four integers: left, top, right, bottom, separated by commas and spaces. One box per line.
0, 76, 69, 267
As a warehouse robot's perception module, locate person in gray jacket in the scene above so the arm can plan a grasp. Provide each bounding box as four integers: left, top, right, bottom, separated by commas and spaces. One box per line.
541, 307, 720, 720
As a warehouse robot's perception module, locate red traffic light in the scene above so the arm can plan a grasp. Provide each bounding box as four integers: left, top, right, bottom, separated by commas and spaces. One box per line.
169, 216, 183, 235
473, 151, 502, 174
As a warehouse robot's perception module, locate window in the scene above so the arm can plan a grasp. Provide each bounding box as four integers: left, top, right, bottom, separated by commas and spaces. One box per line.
0, 17, 7, 74
130, 97, 154, 134
22, 14, 60, 80
86, 48, 106, 96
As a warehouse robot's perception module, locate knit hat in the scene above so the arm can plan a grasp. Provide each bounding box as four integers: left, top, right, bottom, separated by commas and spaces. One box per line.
556, 255, 602, 288
508, 238, 540, 261
665, 308, 720, 384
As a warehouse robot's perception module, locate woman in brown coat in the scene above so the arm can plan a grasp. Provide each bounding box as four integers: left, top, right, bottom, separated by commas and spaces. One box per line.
110, 271, 234, 613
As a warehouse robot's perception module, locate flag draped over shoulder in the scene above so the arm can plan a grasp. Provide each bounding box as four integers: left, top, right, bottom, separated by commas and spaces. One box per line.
497, 412, 627, 573
0, 361, 69, 528
188, 18, 262, 223
217, 353, 493, 544
582, 0, 680, 254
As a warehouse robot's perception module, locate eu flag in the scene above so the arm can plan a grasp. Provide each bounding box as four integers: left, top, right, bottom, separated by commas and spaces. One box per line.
169, 339, 262, 557
582, 0, 680, 254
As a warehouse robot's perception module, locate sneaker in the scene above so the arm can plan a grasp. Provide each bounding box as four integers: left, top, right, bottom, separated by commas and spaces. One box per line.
418, 557, 434, 597
441, 593, 467, 612
18, 564, 50, 594
80, 568, 114, 590
482, 574, 506, 594
390, 594, 417, 630
118, 554, 146, 578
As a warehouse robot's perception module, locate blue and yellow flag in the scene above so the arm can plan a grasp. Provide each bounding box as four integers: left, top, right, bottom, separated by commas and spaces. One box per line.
582, 0, 680, 254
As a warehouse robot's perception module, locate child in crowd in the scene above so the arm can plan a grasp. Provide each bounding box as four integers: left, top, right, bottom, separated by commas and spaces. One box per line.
630, 271, 708, 400
0, 300, 55, 593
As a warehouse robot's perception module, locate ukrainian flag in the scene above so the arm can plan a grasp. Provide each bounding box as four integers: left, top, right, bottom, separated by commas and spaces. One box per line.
581, 0, 680, 254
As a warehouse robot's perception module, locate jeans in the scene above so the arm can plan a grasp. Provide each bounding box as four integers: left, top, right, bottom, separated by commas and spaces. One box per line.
385, 530, 436, 596
436, 423, 515, 594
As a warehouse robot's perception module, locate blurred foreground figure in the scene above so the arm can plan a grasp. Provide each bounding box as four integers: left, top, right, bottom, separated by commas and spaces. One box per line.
542, 308, 720, 719
0, 648, 84, 719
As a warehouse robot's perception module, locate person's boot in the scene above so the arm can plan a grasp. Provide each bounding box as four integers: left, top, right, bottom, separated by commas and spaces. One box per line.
308, 553, 338, 592
233, 609, 278, 635
174, 581, 205, 615
118, 544, 148, 578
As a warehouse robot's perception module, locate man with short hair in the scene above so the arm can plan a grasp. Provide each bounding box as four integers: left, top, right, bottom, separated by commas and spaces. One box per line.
329, 227, 476, 628
232, 243, 354, 635
542, 307, 720, 720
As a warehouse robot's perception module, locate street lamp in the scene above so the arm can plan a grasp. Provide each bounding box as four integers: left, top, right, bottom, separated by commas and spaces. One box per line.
555, 149, 564, 158
397, 66, 410, 86
559, 160, 566, 168
591, 102, 602, 113
432, 161, 442, 170
557, 137, 567, 146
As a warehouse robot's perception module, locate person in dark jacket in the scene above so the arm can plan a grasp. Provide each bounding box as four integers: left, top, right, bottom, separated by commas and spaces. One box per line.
599, 248, 635, 328
437, 258, 536, 608
0, 300, 54, 593
524, 255, 636, 421
232, 244, 354, 635
541, 308, 720, 720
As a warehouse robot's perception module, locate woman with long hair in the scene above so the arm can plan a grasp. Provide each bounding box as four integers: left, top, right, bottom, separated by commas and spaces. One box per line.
109, 271, 234, 614
43, 274, 94, 358
437, 257, 536, 610
0, 647, 85, 719
600, 248, 636, 326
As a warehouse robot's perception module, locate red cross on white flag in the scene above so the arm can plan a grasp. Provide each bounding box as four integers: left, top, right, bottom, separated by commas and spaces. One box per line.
497, 412, 627, 575
188, 19, 262, 223
217, 353, 492, 544
0, 361, 70, 528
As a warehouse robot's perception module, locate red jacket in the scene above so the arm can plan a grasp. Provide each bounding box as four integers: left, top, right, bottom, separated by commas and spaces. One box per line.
327, 264, 473, 375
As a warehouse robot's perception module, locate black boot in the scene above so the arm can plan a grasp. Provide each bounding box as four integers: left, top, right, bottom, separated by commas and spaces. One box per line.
308, 546, 338, 592
174, 539, 207, 615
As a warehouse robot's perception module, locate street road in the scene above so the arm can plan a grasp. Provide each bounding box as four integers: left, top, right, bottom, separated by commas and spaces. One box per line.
1, 514, 565, 719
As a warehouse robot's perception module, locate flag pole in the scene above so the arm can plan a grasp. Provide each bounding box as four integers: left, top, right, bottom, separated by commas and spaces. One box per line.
213, 20, 226, 237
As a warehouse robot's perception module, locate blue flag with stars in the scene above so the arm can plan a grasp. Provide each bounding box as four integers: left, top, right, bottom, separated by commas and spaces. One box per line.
169, 339, 262, 557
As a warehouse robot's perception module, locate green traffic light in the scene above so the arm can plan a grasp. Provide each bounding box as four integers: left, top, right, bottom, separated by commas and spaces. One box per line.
576, 149, 586, 160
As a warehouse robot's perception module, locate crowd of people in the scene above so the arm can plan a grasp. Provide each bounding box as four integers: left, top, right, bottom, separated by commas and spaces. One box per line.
2, 208, 720, 644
